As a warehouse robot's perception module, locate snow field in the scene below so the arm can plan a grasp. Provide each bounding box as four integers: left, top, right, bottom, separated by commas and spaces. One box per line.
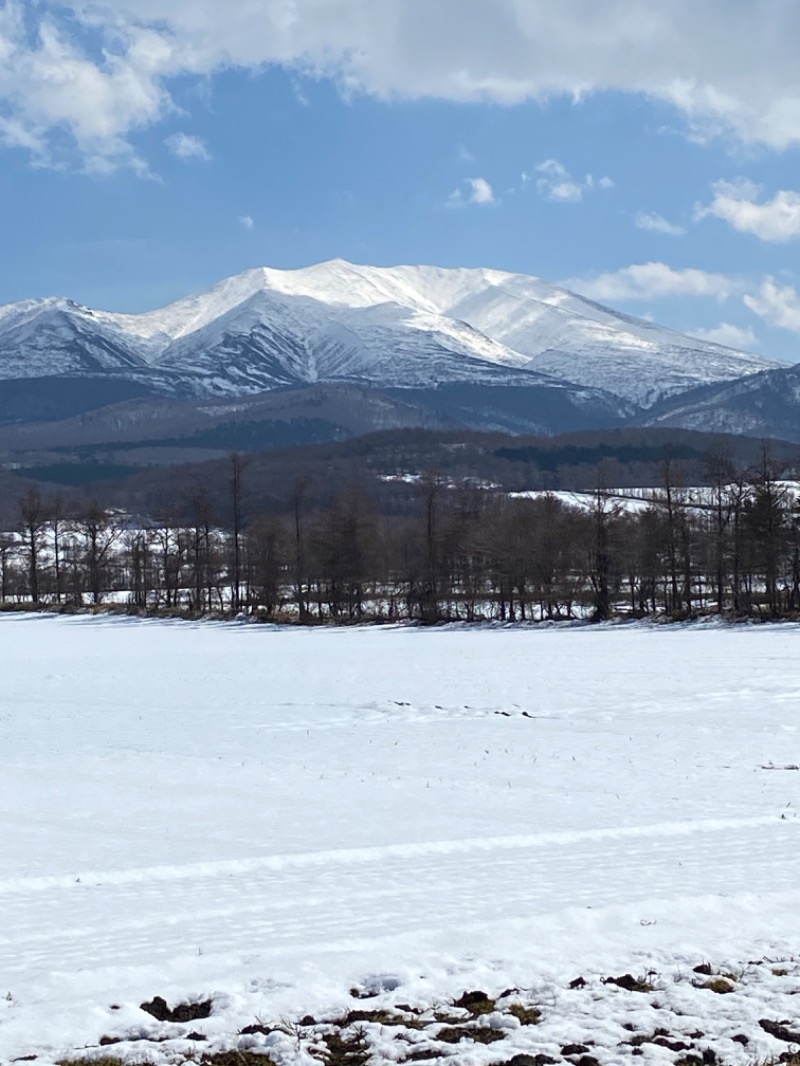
1, 617, 800, 1064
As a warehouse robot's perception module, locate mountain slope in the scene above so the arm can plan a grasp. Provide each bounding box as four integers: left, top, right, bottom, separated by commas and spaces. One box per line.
641, 362, 800, 442
0, 299, 147, 377
0, 261, 776, 408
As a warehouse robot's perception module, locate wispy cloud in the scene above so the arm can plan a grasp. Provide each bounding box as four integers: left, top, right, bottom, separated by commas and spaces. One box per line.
238, 215, 255, 230
533, 160, 613, 204
567, 262, 800, 339
565, 262, 739, 302
291, 78, 311, 107
535, 159, 583, 203
689, 322, 758, 349
165, 132, 211, 162
635, 211, 686, 237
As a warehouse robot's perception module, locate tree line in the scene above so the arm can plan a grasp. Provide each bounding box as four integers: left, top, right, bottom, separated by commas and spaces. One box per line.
2, 445, 800, 623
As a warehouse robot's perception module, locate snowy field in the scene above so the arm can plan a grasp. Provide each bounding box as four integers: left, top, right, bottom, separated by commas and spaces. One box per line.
2, 616, 800, 1065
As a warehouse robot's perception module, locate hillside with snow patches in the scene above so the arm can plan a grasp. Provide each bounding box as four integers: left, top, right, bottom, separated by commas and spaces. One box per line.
0, 260, 777, 409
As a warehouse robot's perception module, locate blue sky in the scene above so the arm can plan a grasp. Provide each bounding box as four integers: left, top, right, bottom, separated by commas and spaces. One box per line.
2, 1, 800, 361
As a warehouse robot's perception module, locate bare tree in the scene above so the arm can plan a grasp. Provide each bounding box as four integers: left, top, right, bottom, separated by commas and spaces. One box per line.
414, 472, 450, 623
188, 488, 216, 614
76, 503, 121, 605
229, 452, 250, 612
314, 485, 380, 621
246, 512, 285, 616
586, 477, 622, 622
124, 529, 154, 610
745, 443, 789, 615
704, 443, 736, 614
48, 493, 67, 605
290, 475, 311, 622
0, 535, 17, 603
17, 487, 46, 604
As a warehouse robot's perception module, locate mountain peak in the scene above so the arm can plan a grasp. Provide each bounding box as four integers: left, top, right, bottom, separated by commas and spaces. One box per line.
0, 260, 780, 408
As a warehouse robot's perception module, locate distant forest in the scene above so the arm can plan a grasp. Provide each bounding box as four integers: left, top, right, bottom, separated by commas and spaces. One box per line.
3, 431, 800, 623
5, 424, 798, 513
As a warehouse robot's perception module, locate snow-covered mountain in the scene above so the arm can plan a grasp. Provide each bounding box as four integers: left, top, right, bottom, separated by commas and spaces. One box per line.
641, 362, 800, 441
0, 298, 146, 377
0, 260, 777, 408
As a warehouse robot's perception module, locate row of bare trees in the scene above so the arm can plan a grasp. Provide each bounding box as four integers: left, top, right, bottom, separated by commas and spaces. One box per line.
2, 446, 799, 622
4, 490, 124, 607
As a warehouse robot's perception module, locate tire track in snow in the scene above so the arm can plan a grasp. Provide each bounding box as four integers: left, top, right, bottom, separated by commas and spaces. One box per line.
1, 818, 798, 980
0, 814, 786, 895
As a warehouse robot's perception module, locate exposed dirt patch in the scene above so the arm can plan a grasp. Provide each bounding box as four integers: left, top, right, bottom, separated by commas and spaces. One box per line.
501, 1057, 558, 1066
239, 1023, 275, 1036
501, 1056, 558, 1066
437, 1024, 506, 1044
508, 1003, 542, 1025
58, 1059, 131, 1066
341, 1008, 423, 1028
45, 957, 800, 1066
140, 996, 213, 1023
602, 974, 655, 993
699, 978, 735, 994
321, 1027, 370, 1065
202, 1054, 278, 1066
760, 1019, 800, 1043
453, 989, 496, 1014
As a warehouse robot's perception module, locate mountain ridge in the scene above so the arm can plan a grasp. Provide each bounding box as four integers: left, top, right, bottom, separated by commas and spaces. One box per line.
0, 259, 778, 409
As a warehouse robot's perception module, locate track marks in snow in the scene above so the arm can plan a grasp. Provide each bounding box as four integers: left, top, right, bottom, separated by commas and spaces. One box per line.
1, 817, 797, 981
0, 814, 786, 895
252, 698, 547, 730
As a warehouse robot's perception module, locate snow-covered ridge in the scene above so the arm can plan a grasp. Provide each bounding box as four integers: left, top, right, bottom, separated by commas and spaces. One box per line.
0, 259, 779, 406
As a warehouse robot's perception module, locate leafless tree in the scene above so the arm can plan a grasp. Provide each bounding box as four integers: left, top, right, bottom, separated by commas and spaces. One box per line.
229, 451, 251, 612
17, 487, 46, 604
76, 502, 121, 605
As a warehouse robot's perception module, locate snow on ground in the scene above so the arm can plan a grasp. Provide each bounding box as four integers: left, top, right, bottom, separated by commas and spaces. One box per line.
1, 617, 800, 1064
510, 483, 800, 514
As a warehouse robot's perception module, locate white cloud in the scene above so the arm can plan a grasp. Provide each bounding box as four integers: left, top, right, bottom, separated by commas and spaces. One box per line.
689, 322, 758, 350
534, 159, 612, 204
449, 176, 495, 207
697, 179, 800, 242
566, 262, 739, 303
467, 176, 494, 204
0, 3, 170, 171
744, 278, 800, 332
238, 214, 254, 230
6, 2, 800, 169
635, 211, 686, 237
567, 261, 800, 339
165, 132, 210, 161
